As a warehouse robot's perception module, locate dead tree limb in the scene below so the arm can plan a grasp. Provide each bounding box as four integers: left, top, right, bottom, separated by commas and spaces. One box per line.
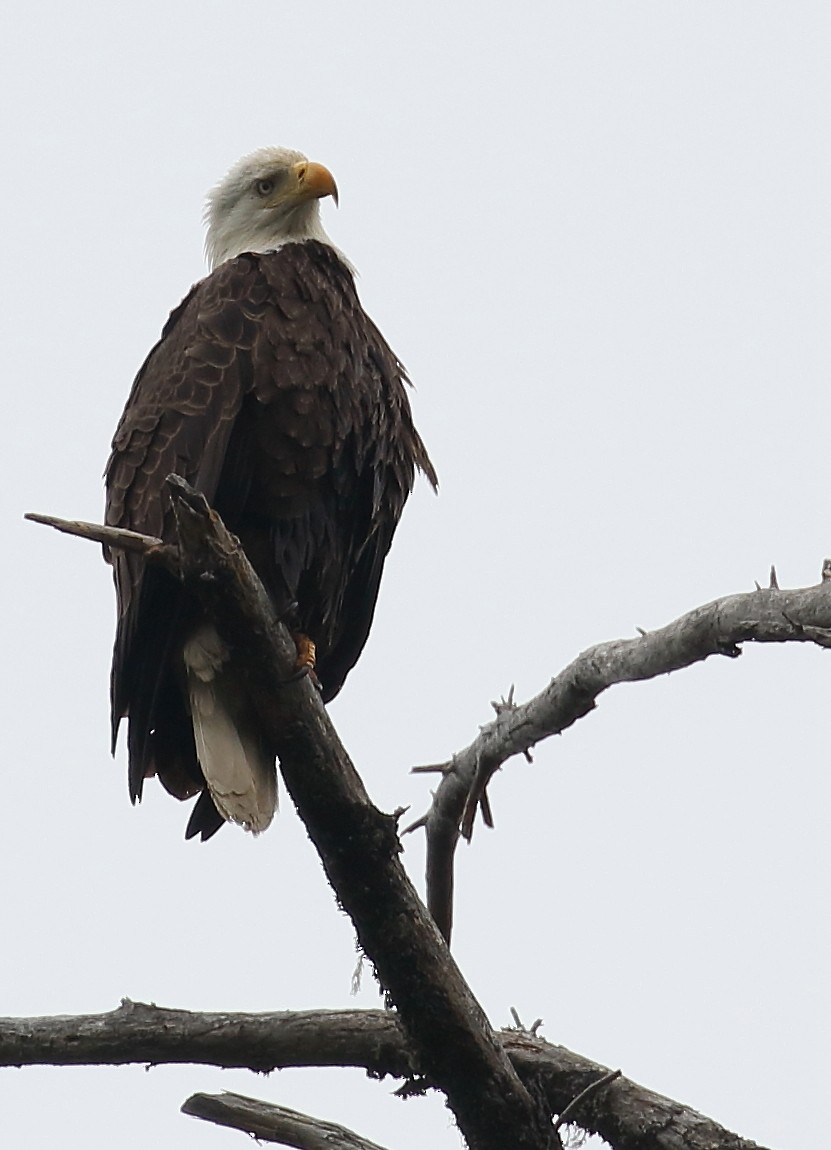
23, 512, 166, 555
0, 1000, 413, 1075
412, 569, 831, 942
182, 1091, 390, 1150
26, 483, 551, 1150
0, 1001, 772, 1150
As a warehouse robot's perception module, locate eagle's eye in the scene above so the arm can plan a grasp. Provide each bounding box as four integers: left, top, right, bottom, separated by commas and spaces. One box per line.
255, 178, 275, 198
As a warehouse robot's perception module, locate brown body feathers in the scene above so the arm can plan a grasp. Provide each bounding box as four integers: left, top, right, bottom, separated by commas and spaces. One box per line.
105, 240, 435, 839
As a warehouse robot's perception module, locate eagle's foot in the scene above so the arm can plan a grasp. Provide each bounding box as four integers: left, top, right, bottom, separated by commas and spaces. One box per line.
281, 632, 321, 691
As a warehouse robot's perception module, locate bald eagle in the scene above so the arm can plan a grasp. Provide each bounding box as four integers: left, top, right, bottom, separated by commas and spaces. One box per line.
105, 147, 436, 841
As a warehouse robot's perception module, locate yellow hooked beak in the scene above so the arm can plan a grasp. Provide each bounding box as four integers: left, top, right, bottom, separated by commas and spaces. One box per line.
276, 160, 339, 208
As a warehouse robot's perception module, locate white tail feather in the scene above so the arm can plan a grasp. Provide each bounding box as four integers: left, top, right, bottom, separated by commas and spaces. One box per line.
183, 625, 277, 834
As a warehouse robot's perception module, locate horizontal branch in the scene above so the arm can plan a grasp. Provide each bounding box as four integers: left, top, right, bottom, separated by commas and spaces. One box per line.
183, 1091, 390, 1150
415, 571, 831, 941
0, 1000, 412, 1076
0, 1001, 771, 1150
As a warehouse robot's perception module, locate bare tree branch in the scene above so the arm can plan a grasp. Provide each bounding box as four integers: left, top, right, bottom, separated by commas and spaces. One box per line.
0, 1000, 412, 1075
416, 570, 831, 941
26, 482, 551, 1150
0, 1001, 772, 1150
508, 1034, 771, 1150
24, 511, 165, 555
182, 1091, 390, 1149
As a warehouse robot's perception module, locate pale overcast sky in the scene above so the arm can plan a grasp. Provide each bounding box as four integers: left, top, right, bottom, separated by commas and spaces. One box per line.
2, 3, 830, 1148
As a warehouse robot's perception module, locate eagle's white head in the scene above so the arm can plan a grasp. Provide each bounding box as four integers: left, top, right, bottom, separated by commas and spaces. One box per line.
204, 146, 339, 271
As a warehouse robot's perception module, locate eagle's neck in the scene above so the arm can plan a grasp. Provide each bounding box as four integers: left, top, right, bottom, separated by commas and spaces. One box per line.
206, 210, 336, 271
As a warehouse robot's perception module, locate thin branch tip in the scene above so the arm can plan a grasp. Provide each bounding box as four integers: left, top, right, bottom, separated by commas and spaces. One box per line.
24, 510, 165, 555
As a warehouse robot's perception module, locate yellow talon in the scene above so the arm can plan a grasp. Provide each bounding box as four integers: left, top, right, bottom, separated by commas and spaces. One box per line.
292, 634, 316, 674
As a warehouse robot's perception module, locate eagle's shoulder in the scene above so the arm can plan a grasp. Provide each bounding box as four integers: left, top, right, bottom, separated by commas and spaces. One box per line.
105, 256, 267, 537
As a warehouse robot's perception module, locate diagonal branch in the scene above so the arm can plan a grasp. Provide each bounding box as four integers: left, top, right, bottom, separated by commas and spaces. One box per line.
412, 569, 831, 941
25, 482, 551, 1150
182, 1091, 390, 1150
0, 1001, 772, 1150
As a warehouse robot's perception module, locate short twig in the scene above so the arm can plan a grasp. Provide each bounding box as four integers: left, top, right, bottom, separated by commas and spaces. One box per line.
491, 685, 517, 715
508, 1009, 544, 1037
401, 814, 428, 836
552, 1068, 622, 1133
479, 788, 494, 828
411, 762, 451, 775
